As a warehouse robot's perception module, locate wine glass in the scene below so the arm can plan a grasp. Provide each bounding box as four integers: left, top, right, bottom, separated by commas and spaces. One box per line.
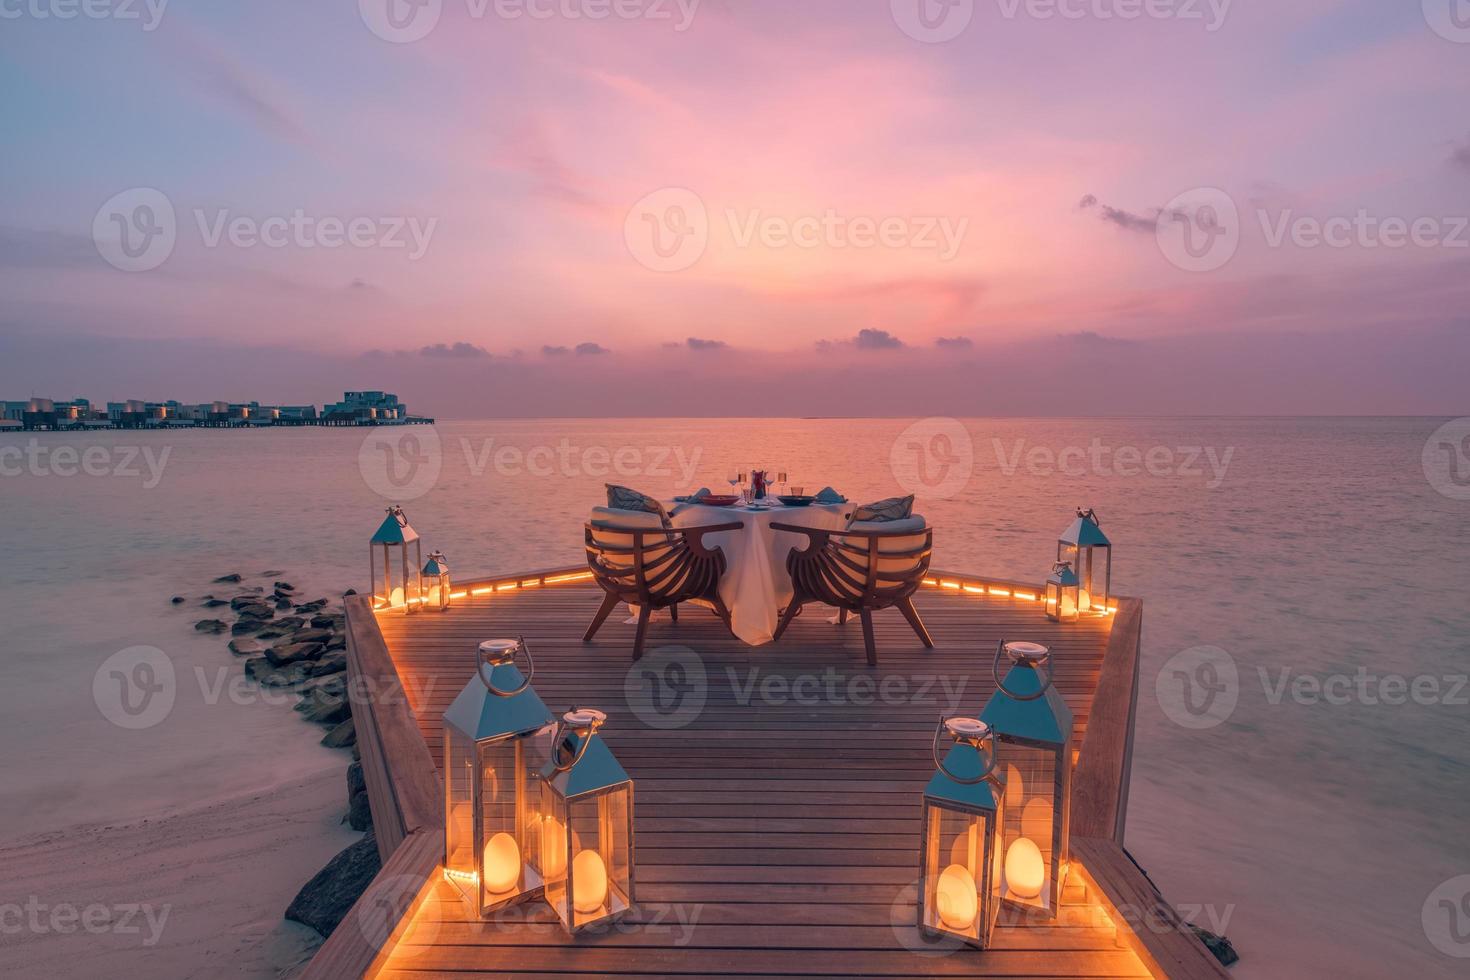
727, 471, 740, 497
777, 471, 788, 496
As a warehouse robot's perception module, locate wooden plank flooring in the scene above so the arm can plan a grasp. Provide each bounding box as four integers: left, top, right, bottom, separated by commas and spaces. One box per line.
371, 582, 1151, 978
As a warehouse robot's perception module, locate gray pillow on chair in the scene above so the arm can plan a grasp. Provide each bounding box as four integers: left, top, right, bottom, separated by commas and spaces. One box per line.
849, 494, 915, 524
606, 484, 673, 528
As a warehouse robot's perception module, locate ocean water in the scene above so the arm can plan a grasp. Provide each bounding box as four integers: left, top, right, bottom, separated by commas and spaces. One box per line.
2, 417, 1467, 978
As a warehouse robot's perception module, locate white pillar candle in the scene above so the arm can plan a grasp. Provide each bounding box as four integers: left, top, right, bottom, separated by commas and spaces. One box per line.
482, 832, 521, 893
572, 849, 609, 914
936, 863, 979, 930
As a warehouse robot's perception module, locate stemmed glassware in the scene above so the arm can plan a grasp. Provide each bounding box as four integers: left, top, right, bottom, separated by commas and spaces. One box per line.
727, 471, 741, 498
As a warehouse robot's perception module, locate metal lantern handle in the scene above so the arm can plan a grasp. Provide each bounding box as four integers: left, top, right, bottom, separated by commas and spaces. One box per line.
476, 635, 535, 697
550, 706, 604, 773
992, 638, 1054, 702
1077, 506, 1099, 526
931, 716, 998, 785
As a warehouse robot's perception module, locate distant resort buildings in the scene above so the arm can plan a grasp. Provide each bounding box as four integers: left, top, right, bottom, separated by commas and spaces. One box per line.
0, 391, 432, 431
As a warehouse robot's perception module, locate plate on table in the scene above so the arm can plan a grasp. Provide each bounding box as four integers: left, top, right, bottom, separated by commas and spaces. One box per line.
698, 494, 741, 506
778, 495, 815, 507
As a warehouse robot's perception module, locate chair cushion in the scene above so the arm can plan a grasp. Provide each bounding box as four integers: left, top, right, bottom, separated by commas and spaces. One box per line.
606, 484, 672, 528
849, 494, 914, 524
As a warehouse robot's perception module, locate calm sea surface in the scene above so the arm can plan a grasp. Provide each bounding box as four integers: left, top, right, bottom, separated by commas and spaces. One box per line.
3, 418, 1467, 977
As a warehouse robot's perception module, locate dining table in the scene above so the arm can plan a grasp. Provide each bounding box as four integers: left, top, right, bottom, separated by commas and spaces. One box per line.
664, 497, 851, 645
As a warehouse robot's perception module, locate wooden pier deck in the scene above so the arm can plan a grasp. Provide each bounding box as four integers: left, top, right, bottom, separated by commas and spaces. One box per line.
304, 569, 1228, 980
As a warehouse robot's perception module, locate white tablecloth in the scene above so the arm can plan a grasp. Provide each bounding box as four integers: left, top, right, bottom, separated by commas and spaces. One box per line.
668, 500, 849, 645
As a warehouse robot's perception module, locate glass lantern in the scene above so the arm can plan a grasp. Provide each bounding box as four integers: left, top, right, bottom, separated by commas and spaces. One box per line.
1044, 560, 1081, 623
423, 550, 451, 612
536, 708, 635, 935
1057, 508, 1111, 614
981, 640, 1074, 920
369, 505, 423, 613
442, 637, 555, 917
919, 716, 1005, 949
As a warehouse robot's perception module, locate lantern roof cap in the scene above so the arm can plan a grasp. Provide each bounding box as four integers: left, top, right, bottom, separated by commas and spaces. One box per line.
423, 551, 448, 575
1048, 561, 1080, 586
924, 746, 1002, 812
371, 506, 419, 544
443, 663, 553, 742
980, 662, 1074, 746
1059, 508, 1110, 547
542, 726, 630, 797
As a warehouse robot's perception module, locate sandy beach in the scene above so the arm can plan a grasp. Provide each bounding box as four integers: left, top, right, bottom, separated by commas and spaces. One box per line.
0, 768, 360, 979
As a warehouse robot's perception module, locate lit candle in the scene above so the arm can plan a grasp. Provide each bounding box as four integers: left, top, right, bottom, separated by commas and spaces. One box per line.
1078, 587, 1092, 613
1060, 591, 1077, 618
482, 832, 521, 893
936, 863, 978, 930
1004, 837, 1045, 900
572, 849, 609, 913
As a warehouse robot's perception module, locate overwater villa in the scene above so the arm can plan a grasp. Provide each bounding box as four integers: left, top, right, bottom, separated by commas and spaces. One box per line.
300, 494, 1226, 979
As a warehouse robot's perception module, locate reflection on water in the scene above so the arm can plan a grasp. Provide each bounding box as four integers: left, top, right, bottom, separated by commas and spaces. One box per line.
3, 417, 1467, 977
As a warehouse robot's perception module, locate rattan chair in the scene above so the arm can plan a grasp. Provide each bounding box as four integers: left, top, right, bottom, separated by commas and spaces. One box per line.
583, 513, 743, 660
771, 519, 934, 666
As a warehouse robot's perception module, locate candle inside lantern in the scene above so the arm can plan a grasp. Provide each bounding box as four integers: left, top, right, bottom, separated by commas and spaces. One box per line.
1078, 588, 1092, 613
936, 863, 979, 930
572, 848, 609, 913
482, 832, 521, 893
389, 586, 404, 607
1004, 837, 1045, 900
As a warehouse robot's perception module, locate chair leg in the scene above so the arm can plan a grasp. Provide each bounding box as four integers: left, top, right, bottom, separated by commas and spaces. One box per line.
859, 609, 877, 667
632, 604, 652, 662
584, 592, 621, 642
773, 601, 802, 641
838, 608, 849, 625
669, 602, 678, 623
898, 596, 935, 648
711, 595, 735, 631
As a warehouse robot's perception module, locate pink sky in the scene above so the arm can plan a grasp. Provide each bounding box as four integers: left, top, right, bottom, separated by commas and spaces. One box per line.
1, 0, 1468, 414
